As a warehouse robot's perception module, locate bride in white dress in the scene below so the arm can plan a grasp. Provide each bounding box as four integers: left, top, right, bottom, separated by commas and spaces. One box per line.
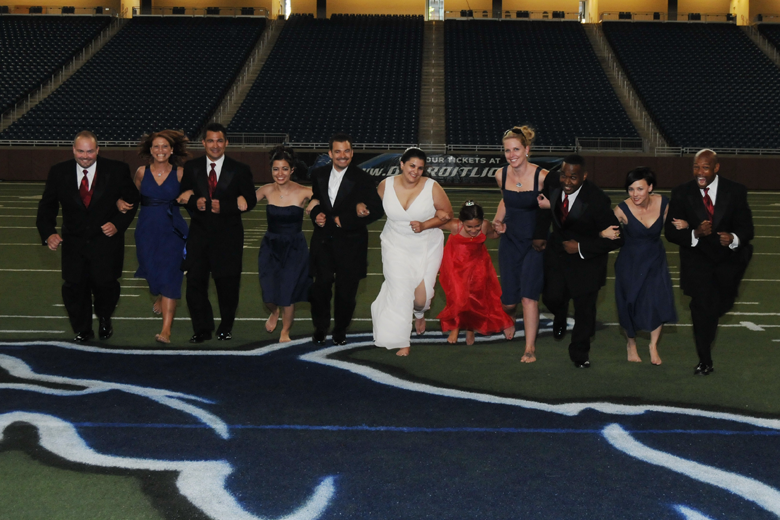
371, 148, 453, 356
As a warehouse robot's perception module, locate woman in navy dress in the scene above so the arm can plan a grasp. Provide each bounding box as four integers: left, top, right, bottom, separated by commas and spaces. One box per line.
133, 130, 190, 343
492, 126, 547, 363
602, 167, 677, 365
252, 146, 312, 343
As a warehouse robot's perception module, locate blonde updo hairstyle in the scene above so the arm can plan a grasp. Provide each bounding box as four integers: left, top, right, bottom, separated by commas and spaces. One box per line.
502, 125, 536, 148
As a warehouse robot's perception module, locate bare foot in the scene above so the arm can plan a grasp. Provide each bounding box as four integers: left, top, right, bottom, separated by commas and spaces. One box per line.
396, 347, 410, 357
415, 317, 426, 335
627, 342, 642, 363
465, 331, 475, 345
649, 345, 662, 365
155, 333, 170, 344
265, 310, 279, 333
447, 329, 459, 344
520, 350, 536, 363
152, 295, 162, 315
279, 332, 291, 343
503, 324, 515, 340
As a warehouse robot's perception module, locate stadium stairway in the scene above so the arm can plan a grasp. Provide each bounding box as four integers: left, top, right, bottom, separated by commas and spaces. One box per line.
419, 20, 446, 148
214, 19, 285, 127
584, 24, 665, 151
743, 25, 780, 69
0, 18, 126, 134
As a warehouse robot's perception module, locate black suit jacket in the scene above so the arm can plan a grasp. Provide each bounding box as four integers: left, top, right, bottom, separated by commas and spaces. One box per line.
545, 180, 624, 297
308, 163, 384, 279
664, 176, 753, 296
179, 155, 257, 278
36, 156, 138, 284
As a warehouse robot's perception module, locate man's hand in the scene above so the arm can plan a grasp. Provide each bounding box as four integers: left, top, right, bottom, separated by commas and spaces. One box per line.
562, 239, 579, 254
356, 202, 369, 217
718, 232, 734, 247
532, 239, 546, 252
537, 193, 550, 209
47, 233, 63, 251
694, 220, 712, 238
211, 199, 220, 214
101, 223, 118, 237
196, 197, 207, 211
315, 213, 326, 227
116, 198, 133, 214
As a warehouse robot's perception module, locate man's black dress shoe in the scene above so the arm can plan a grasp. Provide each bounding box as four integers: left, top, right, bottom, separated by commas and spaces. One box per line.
553, 315, 567, 339
216, 331, 232, 341
694, 363, 714, 376
74, 330, 94, 342
312, 329, 327, 345
189, 332, 212, 344
573, 360, 591, 368
98, 317, 113, 340
332, 332, 347, 346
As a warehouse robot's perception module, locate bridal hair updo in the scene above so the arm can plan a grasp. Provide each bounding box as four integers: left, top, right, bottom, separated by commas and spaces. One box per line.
269, 145, 296, 168
502, 125, 536, 147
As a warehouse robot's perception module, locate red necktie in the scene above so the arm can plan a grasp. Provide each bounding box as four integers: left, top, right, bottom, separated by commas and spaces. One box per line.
208, 162, 217, 198
703, 187, 714, 223
561, 194, 569, 223
79, 169, 92, 207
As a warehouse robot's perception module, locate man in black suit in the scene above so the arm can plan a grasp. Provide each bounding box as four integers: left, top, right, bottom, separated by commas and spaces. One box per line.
308, 133, 384, 345
37, 130, 138, 341
539, 154, 623, 367
179, 123, 257, 343
665, 149, 753, 375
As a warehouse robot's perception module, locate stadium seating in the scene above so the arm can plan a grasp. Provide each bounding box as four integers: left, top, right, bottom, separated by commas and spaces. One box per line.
758, 23, 780, 53
444, 20, 638, 147
0, 15, 111, 115
228, 13, 423, 144
1, 17, 266, 141
603, 22, 780, 149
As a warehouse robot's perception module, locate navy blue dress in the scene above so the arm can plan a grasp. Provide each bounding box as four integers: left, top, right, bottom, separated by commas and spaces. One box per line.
614, 196, 677, 337
134, 167, 187, 299
258, 205, 311, 306
498, 165, 545, 304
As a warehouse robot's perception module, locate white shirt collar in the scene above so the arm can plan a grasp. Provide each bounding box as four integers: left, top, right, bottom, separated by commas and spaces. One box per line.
76, 162, 97, 189
700, 175, 719, 204
562, 184, 584, 206
207, 155, 226, 180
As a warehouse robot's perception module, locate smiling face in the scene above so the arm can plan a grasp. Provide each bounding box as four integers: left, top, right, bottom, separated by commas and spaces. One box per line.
272, 159, 294, 186
503, 137, 529, 170
693, 151, 719, 189
73, 136, 99, 169
328, 140, 353, 172
202, 130, 227, 162
151, 136, 173, 165
462, 218, 483, 238
559, 163, 587, 195
627, 179, 652, 207
400, 156, 425, 184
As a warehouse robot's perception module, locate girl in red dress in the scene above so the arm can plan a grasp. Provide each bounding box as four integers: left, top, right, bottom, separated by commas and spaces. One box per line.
437, 201, 515, 345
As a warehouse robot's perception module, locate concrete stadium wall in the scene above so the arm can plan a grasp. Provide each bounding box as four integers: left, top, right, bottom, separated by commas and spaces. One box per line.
4, 148, 780, 190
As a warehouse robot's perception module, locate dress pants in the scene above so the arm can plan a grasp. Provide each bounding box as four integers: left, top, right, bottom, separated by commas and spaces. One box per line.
186, 257, 240, 335
61, 257, 120, 333
543, 267, 598, 364
309, 238, 361, 335
688, 262, 741, 367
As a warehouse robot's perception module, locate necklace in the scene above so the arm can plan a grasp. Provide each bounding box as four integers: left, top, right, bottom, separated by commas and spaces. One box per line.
276, 185, 285, 199
152, 165, 171, 178
515, 182, 522, 188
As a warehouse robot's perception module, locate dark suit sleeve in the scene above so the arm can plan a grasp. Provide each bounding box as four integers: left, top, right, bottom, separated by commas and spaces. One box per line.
578, 190, 624, 259
218, 163, 257, 215
309, 169, 325, 223
109, 162, 139, 234
179, 162, 200, 212
338, 172, 383, 230
36, 165, 62, 244
532, 168, 558, 240
730, 183, 754, 246
664, 185, 694, 248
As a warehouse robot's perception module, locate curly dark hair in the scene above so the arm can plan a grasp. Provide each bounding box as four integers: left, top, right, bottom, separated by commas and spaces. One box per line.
138, 129, 190, 166
269, 145, 296, 168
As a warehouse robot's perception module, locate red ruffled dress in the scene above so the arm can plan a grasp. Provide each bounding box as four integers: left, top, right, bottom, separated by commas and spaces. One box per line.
437, 229, 513, 335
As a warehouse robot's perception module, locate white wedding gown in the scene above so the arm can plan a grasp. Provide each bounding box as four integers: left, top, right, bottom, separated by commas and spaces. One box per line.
372, 176, 444, 349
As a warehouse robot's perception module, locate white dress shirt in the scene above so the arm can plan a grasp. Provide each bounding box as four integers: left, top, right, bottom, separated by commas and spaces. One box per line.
690, 176, 739, 249
207, 155, 225, 182
76, 163, 97, 190
561, 186, 585, 258
328, 165, 347, 206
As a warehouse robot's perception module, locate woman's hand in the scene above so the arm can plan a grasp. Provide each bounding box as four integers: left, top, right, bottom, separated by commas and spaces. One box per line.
116, 198, 133, 213
410, 221, 423, 233
435, 209, 451, 222
672, 218, 689, 230
600, 225, 621, 240
237, 196, 248, 211
537, 194, 550, 209
492, 220, 506, 234
177, 190, 194, 204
